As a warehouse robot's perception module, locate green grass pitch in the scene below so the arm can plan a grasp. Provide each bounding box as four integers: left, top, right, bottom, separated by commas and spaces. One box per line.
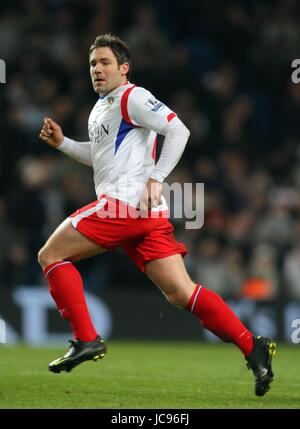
0, 341, 299, 408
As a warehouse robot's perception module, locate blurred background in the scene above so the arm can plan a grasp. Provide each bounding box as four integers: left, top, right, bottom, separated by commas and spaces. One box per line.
1, 0, 300, 344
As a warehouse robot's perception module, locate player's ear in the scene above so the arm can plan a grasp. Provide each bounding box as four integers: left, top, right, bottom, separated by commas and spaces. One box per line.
120, 62, 129, 77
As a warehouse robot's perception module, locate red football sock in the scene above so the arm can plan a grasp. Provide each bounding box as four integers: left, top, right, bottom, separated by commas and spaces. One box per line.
44, 261, 98, 342
187, 284, 253, 356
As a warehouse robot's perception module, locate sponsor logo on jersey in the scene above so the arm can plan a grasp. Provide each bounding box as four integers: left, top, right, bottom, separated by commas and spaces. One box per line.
145, 97, 164, 111
101, 123, 110, 135
89, 120, 110, 143
89, 121, 100, 144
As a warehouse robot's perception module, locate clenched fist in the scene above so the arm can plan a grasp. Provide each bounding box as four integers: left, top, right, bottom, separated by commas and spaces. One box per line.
39, 117, 64, 148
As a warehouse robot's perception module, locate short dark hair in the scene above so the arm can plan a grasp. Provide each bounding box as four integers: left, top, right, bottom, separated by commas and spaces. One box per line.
89, 33, 131, 78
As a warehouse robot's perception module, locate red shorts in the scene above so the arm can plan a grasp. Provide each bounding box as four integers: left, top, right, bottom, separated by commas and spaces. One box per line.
69, 196, 187, 272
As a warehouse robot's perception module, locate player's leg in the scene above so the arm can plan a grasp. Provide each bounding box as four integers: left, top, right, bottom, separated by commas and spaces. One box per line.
38, 218, 106, 342
145, 253, 254, 352
145, 253, 276, 396
38, 218, 107, 373
38, 218, 106, 269
145, 254, 196, 307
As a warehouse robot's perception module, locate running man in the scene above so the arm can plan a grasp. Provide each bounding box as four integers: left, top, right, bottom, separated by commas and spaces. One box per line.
38, 34, 276, 396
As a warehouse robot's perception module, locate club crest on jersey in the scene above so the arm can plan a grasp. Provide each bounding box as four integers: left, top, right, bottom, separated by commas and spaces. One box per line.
145, 97, 164, 112
103, 96, 114, 112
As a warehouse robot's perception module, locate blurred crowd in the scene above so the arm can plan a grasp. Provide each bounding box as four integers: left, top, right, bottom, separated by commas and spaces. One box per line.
1, 0, 300, 301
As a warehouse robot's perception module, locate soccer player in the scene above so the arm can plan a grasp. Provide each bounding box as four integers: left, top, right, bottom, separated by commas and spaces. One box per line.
38, 34, 276, 396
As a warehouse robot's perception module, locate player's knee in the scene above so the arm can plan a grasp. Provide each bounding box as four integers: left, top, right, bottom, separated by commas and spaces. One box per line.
163, 281, 196, 309
37, 245, 58, 269
164, 289, 187, 308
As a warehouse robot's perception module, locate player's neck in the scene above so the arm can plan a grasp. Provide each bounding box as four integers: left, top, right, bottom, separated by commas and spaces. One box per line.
99, 80, 129, 98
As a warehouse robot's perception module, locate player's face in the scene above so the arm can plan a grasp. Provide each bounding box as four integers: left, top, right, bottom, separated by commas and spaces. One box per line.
89, 47, 129, 95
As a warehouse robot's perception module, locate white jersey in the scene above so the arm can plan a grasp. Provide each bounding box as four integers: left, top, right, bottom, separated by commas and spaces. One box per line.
59, 81, 190, 209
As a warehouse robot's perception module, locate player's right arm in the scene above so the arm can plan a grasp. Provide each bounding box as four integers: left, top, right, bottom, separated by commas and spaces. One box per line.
39, 117, 92, 167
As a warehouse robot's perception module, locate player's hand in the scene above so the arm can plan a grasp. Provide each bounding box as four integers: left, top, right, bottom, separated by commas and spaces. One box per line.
39, 117, 64, 148
140, 178, 163, 210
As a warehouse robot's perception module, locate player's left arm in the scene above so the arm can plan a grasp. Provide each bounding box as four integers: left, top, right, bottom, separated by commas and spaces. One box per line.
127, 88, 190, 208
